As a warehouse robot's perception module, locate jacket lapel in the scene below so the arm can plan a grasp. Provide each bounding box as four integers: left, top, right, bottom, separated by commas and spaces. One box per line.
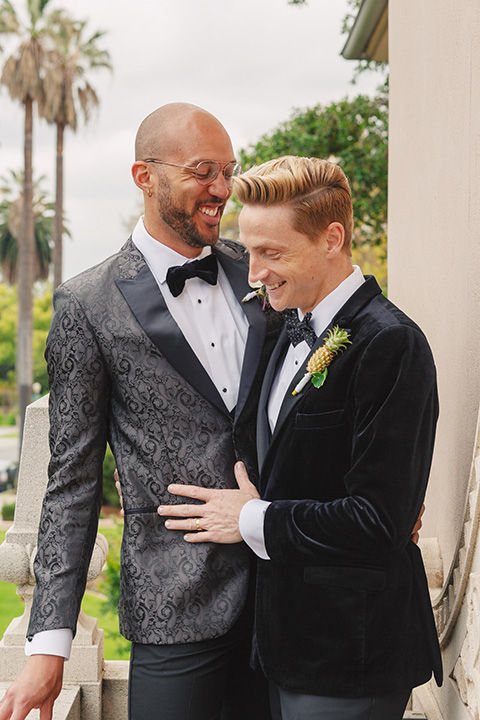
260, 276, 383, 472
214, 245, 267, 422
256, 326, 289, 470
116, 259, 229, 415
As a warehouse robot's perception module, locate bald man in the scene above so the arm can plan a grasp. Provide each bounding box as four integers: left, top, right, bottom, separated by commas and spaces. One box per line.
0, 104, 277, 720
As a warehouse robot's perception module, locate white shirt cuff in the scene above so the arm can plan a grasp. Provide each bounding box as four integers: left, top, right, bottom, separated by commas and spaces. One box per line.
25, 628, 73, 660
239, 498, 271, 560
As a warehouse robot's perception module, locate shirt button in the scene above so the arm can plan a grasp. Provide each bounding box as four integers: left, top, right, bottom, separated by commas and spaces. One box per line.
222, 388, 227, 393
197, 299, 202, 304
211, 342, 215, 347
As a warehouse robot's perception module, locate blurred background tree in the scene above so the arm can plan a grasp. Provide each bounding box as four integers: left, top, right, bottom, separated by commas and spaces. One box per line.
0, 0, 111, 441
0, 0, 53, 442
0, 169, 55, 283
39, 10, 111, 288
222, 91, 388, 288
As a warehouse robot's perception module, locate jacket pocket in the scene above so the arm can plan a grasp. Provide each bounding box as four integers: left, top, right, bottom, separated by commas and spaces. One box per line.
294, 409, 345, 430
304, 565, 386, 591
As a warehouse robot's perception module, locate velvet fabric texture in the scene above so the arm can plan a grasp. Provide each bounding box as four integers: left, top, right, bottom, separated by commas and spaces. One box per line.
254, 276, 443, 697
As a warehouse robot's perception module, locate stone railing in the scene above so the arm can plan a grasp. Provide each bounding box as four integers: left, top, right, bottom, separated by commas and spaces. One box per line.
0, 396, 128, 720
410, 406, 480, 720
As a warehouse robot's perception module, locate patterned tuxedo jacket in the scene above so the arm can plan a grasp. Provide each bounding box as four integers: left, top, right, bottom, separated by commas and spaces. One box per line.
27, 238, 279, 645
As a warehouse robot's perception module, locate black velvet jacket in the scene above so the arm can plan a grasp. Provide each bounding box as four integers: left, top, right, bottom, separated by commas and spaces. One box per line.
254, 276, 443, 697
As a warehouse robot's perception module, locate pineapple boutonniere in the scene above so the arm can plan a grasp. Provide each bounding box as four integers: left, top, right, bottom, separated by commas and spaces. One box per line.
242, 284, 270, 310
292, 326, 351, 396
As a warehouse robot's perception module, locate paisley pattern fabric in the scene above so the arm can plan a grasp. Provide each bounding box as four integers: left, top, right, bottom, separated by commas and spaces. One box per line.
28, 239, 279, 644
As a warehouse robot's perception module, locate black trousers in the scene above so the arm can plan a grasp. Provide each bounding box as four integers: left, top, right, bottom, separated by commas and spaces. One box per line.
269, 684, 412, 720
128, 610, 271, 720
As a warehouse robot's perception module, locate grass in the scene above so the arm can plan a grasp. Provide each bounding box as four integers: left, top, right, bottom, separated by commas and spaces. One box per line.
0, 527, 131, 660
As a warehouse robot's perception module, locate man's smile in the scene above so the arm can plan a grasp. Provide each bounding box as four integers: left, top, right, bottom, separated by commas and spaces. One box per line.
266, 281, 286, 291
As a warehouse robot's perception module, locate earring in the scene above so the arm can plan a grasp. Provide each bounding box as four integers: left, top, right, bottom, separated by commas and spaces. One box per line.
147, 189, 152, 198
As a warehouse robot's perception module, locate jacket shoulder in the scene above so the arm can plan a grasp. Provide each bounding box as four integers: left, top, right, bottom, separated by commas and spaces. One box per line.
216, 237, 247, 261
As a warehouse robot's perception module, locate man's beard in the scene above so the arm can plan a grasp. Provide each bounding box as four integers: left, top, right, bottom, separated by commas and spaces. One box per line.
157, 186, 224, 249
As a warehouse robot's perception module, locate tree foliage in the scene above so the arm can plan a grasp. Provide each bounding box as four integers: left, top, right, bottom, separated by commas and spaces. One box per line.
40, 10, 112, 131
0, 169, 55, 283
39, 10, 112, 287
0, 281, 51, 392
238, 91, 388, 248
0, 0, 54, 439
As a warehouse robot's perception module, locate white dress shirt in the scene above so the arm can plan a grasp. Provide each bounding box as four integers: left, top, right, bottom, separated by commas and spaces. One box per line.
132, 218, 248, 411
27, 218, 249, 659
239, 266, 365, 560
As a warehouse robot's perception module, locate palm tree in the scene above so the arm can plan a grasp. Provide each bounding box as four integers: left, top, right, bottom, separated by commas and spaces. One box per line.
0, 0, 52, 442
40, 10, 112, 288
0, 169, 55, 284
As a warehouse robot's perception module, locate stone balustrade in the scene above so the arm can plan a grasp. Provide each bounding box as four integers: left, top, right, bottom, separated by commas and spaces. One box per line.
0, 396, 128, 720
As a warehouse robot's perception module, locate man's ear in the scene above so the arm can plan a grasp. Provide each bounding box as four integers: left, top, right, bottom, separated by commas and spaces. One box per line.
325, 222, 345, 257
132, 161, 153, 195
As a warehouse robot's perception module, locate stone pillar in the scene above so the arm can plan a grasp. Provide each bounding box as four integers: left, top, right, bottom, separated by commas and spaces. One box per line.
0, 396, 109, 720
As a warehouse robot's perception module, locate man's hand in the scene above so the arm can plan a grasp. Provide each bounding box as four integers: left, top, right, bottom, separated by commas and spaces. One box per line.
0, 655, 64, 720
411, 504, 425, 545
158, 461, 260, 543
113, 469, 124, 516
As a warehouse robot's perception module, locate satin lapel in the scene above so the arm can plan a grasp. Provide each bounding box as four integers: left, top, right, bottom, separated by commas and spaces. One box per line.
116, 263, 229, 415
256, 327, 289, 471
214, 246, 267, 422
262, 276, 383, 470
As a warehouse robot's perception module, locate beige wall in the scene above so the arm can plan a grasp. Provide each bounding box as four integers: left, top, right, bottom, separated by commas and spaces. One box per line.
388, 4, 480, 716
388, 0, 480, 575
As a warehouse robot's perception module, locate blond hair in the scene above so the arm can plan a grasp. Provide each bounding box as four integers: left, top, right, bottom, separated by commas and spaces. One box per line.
234, 156, 353, 252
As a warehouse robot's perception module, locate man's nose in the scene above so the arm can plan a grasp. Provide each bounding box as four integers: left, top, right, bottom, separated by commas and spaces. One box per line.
207, 172, 231, 200
248, 259, 269, 285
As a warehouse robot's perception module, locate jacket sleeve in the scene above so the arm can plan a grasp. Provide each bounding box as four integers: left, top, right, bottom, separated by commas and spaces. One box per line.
27, 285, 111, 637
263, 324, 438, 567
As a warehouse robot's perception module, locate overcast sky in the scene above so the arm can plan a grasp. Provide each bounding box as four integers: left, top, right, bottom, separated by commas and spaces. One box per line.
0, 0, 385, 280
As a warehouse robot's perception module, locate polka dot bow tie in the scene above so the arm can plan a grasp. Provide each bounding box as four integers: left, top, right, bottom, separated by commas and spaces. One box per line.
166, 254, 218, 298
285, 309, 317, 348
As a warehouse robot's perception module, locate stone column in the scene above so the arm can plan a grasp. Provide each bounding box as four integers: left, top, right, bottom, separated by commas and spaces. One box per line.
0, 396, 108, 720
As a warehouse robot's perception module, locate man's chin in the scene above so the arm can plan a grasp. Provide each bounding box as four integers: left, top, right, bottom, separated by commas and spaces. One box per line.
195, 227, 220, 247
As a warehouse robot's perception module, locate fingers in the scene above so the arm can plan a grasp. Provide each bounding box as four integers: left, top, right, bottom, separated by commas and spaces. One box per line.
163, 516, 212, 544
0, 655, 63, 720
113, 468, 125, 516
412, 503, 425, 534
158, 502, 204, 519
39, 702, 54, 720
164, 517, 206, 532
234, 462, 260, 498
167, 484, 213, 502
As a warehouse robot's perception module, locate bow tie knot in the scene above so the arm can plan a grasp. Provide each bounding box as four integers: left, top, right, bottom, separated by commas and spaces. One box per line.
166, 254, 218, 297
285, 309, 317, 348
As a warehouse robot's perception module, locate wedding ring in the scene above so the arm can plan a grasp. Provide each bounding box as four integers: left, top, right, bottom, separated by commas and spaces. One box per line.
195, 518, 202, 531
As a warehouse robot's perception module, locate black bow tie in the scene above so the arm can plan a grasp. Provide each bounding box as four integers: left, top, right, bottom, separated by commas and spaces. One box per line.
285, 309, 317, 348
166, 254, 218, 297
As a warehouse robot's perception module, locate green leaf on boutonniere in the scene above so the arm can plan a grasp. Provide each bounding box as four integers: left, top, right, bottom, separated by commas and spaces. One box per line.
311, 369, 328, 388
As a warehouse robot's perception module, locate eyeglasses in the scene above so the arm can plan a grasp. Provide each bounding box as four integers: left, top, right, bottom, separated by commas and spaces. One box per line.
144, 159, 242, 186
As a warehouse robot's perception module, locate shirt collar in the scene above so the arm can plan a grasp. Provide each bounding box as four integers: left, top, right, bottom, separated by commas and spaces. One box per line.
300, 265, 365, 336
131, 216, 212, 284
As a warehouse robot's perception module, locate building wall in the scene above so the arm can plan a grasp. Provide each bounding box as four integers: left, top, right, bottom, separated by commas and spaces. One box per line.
388, 0, 480, 573
387, 2, 480, 717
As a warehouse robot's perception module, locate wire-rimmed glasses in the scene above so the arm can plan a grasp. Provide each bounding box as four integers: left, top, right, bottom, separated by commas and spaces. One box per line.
144, 159, 242, 186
